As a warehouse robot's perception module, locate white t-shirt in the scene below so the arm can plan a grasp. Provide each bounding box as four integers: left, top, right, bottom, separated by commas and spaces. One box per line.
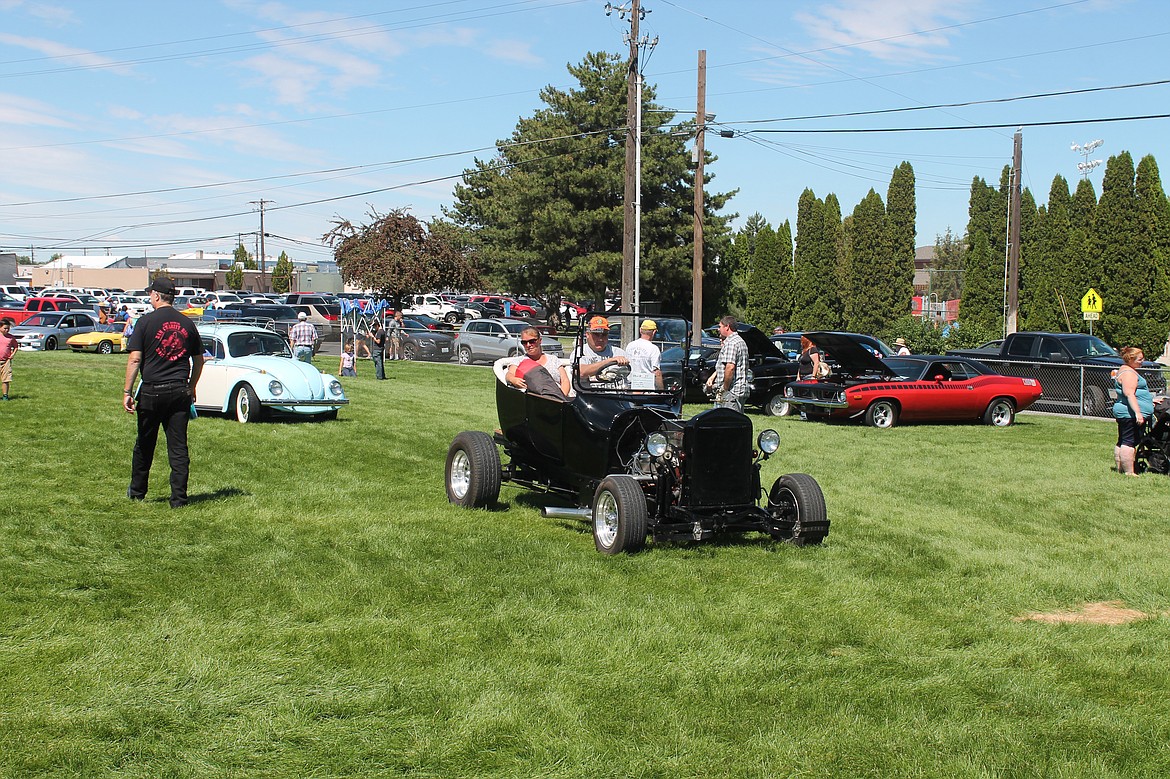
624, 337, 660, 389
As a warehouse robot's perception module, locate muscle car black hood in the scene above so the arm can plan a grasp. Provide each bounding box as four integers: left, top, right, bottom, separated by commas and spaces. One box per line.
734, 324, 785, 359
805, 331, 897, 377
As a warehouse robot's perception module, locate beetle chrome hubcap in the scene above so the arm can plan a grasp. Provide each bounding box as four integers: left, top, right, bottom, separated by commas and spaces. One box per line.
450, 449, 471, 499
594, 490, 618, 547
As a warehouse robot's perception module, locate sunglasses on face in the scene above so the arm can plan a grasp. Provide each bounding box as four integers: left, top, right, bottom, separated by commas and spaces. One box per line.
521, 338, 540, 345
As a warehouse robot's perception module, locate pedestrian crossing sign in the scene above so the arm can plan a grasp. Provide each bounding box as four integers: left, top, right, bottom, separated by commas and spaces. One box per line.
1081, 289, 1102, 314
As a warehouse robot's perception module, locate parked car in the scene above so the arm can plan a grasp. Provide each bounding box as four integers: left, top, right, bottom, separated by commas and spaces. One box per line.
209, 303, 303, 339
403, 293, 467, 324
0, 285, 31, 301
396, 318, 455, 361
454, 317, 565, 365
402, 312, 455, 332
784, 332, 1043, 428
203, 291, 244, 306
66, 321, 130, 354
661, 324, 799, 415
193, 323, 348, 423
444, 311, 829, 554
514, 296, 548, 320
11, 310, 98, 350
290, 302, 341, 329
285, 293, 335, 306
468, 294, 537, 318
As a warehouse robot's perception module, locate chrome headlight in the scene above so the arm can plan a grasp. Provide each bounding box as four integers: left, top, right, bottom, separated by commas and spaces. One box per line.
646, 432, 668, 458
757, 429, 780, 454
785, 386, 794, 397
837, 390, 847, 403
268, 380, 284, 396
329, 380, 343, 396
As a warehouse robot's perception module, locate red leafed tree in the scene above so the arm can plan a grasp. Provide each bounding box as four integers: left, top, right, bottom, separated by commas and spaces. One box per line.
323, 207, 478, 299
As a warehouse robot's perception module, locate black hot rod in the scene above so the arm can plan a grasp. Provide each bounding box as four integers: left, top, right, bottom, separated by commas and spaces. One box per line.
444, 312, 829, 554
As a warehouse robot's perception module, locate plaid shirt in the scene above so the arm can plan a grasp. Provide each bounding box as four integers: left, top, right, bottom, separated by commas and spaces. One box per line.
289, 320, 318, 347
717, 331, 749, 397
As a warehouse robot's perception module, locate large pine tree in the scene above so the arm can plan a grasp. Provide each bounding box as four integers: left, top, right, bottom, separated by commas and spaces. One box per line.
959, 230, 1001, 332
884, 161, 917, 326
791, 189, 824, 330
1095, 152, 1146, 350
846, 189, 887, 334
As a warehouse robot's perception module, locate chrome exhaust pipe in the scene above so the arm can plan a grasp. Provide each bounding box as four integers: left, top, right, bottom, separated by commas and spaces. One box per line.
541, 506, 593, 519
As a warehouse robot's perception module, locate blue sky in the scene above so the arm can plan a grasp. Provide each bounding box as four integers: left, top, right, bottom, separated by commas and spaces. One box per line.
0, 0, 1167, 267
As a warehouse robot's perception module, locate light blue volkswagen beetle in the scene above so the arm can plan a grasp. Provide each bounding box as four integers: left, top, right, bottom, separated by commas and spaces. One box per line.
194, 323, 348, 423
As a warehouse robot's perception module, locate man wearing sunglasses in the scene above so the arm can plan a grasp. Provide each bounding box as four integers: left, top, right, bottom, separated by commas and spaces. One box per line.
575, 315, 630, 389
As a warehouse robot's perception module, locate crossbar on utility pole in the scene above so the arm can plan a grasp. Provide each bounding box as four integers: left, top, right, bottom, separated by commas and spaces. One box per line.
692, 50, 706, 347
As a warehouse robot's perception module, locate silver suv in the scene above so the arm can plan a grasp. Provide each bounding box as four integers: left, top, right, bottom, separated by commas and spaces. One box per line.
454, 317, 564, 365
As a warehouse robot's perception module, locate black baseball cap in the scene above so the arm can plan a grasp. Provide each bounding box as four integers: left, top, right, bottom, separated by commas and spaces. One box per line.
147, 277, 177, 295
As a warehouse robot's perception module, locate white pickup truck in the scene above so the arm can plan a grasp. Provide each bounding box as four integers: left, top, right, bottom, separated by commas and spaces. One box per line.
402, 293, 470, 324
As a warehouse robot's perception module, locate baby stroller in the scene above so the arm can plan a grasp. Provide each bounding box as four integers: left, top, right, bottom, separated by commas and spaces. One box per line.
1135, 397, 1170, 475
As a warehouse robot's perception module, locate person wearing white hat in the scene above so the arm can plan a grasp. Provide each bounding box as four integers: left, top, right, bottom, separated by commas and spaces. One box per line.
894, 337, 911, 356
288, 310, 319, 362
624, 318, 663, 390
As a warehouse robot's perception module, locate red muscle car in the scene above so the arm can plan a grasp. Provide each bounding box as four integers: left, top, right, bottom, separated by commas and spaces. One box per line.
784, 332, 1043, 428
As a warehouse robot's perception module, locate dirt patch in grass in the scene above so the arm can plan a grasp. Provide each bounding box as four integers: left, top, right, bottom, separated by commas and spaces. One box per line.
1016, 600, 1151, 625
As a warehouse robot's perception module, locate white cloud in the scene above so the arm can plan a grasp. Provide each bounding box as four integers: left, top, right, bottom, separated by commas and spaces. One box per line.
482, 38, 542, 67
0, 31, 131, 75
794, 0, 976, 62
0, 1, 75, 26
0, 92, 72, 127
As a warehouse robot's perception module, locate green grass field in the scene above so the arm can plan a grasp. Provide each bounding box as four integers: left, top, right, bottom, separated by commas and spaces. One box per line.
3, 350, 1170, 778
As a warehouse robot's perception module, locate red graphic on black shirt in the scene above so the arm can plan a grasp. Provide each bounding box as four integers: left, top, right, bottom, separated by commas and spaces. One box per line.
154, 321, 190, 361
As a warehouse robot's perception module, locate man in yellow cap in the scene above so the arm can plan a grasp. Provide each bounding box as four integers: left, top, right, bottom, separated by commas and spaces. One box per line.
624, 318, 663, 390
574, 315, 630, 389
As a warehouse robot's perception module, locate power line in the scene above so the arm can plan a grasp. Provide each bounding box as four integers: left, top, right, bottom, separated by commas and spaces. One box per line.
732, 112, 1170, 134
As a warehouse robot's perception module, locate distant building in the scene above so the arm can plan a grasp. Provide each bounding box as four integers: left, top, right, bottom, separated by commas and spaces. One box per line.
0, 252, 17, 284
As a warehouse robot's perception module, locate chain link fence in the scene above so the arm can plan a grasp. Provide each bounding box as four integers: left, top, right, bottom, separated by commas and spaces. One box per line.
976, 359, 1169, 419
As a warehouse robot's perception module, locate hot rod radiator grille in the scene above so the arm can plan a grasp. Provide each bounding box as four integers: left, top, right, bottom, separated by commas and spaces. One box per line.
684, 409, 755, 507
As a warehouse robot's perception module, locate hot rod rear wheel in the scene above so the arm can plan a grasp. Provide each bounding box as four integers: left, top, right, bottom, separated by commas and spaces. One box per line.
767, 473, 828, 546
446, 431, 501, 508
592, 475, 647, 555
983, 397, 1015, 426
865, 399, 899, 429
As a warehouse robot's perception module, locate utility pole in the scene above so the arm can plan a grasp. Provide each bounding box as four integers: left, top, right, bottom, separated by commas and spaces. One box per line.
249, 199, 273, 291
607, 0, 650, 312
692, 50, 706, 346
1006, 130, 1022, 335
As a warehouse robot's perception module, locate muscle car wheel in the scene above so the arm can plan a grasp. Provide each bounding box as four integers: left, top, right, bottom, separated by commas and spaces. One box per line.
864, 399, 898, 429
592, 476, 647, 555
983, 398, 1015, 426
98, 340, 114, 354
458, 346, 473, 365
233, 384, 264, 423
445, 431, 501, 508
767, 473, 828, 546
765, 392, 792, 417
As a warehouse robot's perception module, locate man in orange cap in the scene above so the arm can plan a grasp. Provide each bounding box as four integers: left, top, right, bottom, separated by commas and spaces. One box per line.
574, 315, 630, 389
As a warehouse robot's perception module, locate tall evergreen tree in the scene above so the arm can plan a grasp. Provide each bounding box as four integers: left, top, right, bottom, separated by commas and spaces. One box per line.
1133, 154, 1170, 354
791, 189, 824, 330
1067, 177, 1099, 331
448, 51, 734, 314
1095, 152, 1145, 349
821, 194, 846, 329
959, 230, 1002, 332
931, 228, 964, 302
884, 161, 917, 326
1027, 176, 1074, 332
745, 223, 789, 332
1015, 188, 1041, 328
846, 189, 887, 334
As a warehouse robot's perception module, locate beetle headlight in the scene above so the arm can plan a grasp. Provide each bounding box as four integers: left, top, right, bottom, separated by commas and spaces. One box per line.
757, 429, 780, 454
268, 380, 284, 396
646, 432, 668, 458
329, 380, 343, 396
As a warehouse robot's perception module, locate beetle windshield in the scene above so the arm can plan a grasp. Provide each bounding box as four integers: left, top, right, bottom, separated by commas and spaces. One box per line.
227, 331, 291, 357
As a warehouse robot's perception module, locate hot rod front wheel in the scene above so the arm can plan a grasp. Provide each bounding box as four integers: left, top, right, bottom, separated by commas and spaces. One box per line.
445, 431, 501, 509
592, 475, 647, 555
767, 473, 829, 546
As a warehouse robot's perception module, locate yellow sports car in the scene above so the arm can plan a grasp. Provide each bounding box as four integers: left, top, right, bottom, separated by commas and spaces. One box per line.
67, 321, 129, 354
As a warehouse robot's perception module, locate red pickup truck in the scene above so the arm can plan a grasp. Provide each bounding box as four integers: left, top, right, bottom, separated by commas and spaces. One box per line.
0, 297, 89, 325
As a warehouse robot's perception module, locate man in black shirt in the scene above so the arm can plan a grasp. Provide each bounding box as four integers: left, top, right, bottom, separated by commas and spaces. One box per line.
123, 277, 204, 507
371, 318, 387, 380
